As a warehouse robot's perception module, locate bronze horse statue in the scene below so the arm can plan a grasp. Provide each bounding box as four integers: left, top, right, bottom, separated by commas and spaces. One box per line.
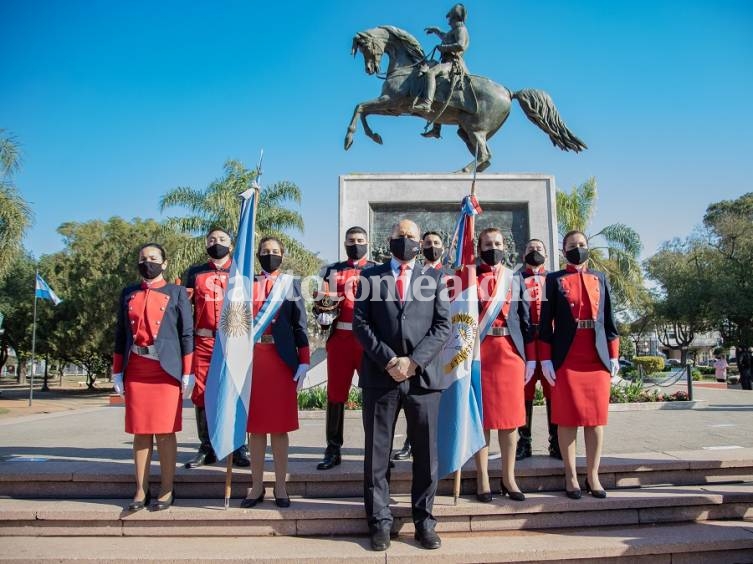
345, 26, 587, 172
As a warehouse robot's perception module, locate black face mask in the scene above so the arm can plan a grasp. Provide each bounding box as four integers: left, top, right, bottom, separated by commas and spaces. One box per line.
345, 243, 368, 261
423, 246, 442, 263
525, 250, 546, 267
480, 248, 505, 266
258, 254, 282, 273
389, 237, 420, 261
565, 247, 589, 265
207, 243, 231, 260
138, 261, 164, 280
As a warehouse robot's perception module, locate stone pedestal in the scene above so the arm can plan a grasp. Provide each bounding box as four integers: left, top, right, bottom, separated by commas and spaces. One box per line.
339, 173, 558, 270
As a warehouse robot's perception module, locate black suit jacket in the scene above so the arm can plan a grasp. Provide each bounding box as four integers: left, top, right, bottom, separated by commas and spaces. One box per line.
267, 278, 309, 372
353, 261, 451, 391
539, 269, 619, 371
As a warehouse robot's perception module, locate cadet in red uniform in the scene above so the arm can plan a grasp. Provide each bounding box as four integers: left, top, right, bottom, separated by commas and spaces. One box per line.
314, 226, 376, 470
516, 239, 561, 460
241, 236, 309, 508
112, 243, 194, 512
539, 230, 620, 499
182, 228, 250, 469
472, 229, 534, 503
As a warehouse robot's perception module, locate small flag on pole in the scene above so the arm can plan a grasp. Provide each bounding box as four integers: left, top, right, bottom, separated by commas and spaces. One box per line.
437, 195, 486, 478
35, 274, 61, 306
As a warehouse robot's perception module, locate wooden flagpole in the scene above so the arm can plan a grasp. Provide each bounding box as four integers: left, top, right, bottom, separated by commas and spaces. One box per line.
453, 146, 480, 506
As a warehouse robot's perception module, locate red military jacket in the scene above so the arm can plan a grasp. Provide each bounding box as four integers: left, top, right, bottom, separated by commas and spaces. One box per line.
182, 259, 232, 333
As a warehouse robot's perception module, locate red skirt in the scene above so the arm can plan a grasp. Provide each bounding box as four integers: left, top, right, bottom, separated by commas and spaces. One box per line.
247, 343, 299, 434
480, 335, 526, 430
124, 353, 182, 434
326, 329, 363, 403
191, 336, 214, 407
551, 330, 610, 427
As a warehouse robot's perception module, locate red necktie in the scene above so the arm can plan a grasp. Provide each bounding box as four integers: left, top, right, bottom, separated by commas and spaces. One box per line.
396, 263, 409, 302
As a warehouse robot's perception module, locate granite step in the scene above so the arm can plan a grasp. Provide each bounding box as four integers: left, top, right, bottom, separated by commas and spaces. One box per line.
1, 484, 751, 537
0, 520, 752, 562
1, 448, 751, 499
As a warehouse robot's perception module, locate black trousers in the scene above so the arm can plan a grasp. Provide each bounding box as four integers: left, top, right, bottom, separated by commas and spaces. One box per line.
362, 381, 441, 534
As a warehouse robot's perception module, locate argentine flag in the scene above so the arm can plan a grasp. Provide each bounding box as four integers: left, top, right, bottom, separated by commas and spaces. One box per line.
35, 274, 62, 305
437, 195, 486, 478
205, 187, 258, 461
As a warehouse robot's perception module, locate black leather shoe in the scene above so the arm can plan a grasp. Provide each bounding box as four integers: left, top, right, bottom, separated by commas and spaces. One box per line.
501, 485, 526, 502
585, 479, 607, 498
152, 491, 174, 511
566, 488, 582, 500
515, 442, 532, 460
127, 488, 151, 512
475, 491, 493, 503
392, 441, 412, 461
240, 490, 265, 508
273, 487, 291, 508
232, 445, 250, 468
414, 529, 441, 550
316, 449, 341, 470
548, 440, 562, 460
370, 529, 390, 551
184, 448, 217, 469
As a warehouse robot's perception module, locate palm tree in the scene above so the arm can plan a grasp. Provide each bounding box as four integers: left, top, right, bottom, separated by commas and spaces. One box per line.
556, 177, 644, 312
160, 159, 321, 277
0, 130, 32, 279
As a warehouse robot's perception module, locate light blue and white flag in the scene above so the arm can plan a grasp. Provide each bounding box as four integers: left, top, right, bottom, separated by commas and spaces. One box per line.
35, 274, 62, 305
437, 195, 486, 478
205, 187, 259, 461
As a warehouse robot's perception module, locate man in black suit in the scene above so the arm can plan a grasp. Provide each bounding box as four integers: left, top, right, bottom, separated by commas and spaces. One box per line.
353, 219, 451, 551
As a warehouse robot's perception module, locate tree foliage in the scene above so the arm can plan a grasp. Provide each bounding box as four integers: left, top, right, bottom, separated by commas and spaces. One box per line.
556, 177, 644, 312
0, 130, 33, 280
160, 159, 322, 278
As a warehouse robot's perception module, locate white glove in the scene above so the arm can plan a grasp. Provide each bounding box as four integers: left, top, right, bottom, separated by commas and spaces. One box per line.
294, 363, 309, 391
541, 360, 556, 386
113, 373, 125, 397
316, 312, 337, 326
524, 361, 537, 385
182, 374, 195, 399
610, 359, 621, 384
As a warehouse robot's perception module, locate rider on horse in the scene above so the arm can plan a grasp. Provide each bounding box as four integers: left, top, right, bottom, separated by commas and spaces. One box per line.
414, 3, 470, 138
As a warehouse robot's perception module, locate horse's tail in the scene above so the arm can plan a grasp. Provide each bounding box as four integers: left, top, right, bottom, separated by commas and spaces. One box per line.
512, 89, 587, 152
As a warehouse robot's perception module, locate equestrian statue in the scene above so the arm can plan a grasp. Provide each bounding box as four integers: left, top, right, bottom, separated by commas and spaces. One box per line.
344, 4, 587, 173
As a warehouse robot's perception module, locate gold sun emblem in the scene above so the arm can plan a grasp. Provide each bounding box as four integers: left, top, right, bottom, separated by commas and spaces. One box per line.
445, 312, 477, 373
220, 302, 253, 338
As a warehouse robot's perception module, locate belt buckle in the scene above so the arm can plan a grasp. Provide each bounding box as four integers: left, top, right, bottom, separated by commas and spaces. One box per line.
259, 335, 274, 344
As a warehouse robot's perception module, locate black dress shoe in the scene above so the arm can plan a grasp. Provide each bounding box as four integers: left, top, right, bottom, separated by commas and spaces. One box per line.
501, 485, 526, 502
391, 441, 412, 461
515, 442, 532, 460
232, 446, 251, 468
240, 490, 265, 508
370, 529, 391, 551
316, 450, 341, 470
566, 488, 582, 500
127, 489, 151, 512
585, 479, 607, 498
184, 449, 217, 469
475, 491, 493, 503
152, 491, 174, 511
273, 488, 291, 508
414, 529, 441, 550
548, 441, 563, 460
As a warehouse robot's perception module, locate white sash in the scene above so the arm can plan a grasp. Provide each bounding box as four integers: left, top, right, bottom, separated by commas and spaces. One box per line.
253, 274, 294, 342
478, 267, 513, 341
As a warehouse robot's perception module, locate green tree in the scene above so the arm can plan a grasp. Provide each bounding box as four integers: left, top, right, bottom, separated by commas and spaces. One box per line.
0, 130, 33, 280
160, 159, 322, 278
0, 253, 36, 378
556, 177, 644, 312
43, 217, 191, 388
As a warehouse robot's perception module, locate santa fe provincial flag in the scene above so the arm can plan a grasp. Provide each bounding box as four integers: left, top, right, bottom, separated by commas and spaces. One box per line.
437, 195, 486, 478
35, 274, 62, 305
205, 187, 258, 461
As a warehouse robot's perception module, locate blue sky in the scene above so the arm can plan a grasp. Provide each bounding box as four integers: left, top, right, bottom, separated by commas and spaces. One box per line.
2, 0, 751, 263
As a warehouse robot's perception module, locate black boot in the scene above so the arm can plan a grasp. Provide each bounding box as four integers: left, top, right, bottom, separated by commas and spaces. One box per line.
546, 399, 562, 459
232, 444, 251, 467
516, 400, 533, 460
185, 407, 217, 468
392, 437, 412, 460
317, 402, 344, 470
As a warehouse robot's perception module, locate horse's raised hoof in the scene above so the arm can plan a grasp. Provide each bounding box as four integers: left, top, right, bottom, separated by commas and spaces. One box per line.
371, 133, 383, 145
344, 135, 354, 151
